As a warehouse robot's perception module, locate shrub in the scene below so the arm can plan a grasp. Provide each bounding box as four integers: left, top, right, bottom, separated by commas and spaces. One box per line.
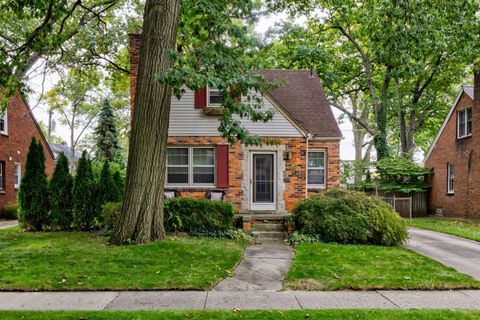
1, 204, 18, 220
112, 170, 124, 201
48, 152, 73, 229
97, 160, 119, 208
164, 198, 235, 233
191, 228, 254, 242
72, 152, 97, 230
286, 231, 322, 247
293, 189, 408, 246
18, 138, 49, 230
100, 201, 122, 233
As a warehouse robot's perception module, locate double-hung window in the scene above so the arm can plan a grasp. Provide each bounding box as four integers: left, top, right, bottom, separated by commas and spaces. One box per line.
0, 161, 5, 190
447, 163, 455, 194
208, 87, 223, 107
14, 163, 21, 189
0, 110, 7, 135
457, 107, 472, 139
167, 147, 215, 186
307, 150, 326, 188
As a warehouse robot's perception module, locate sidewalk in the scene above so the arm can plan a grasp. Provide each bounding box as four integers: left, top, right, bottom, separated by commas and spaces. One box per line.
1, 290, 480, 310
0, 220, 18, 230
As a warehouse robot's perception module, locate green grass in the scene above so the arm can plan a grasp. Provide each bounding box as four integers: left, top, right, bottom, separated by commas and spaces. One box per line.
410, 217, 480, 241
0, 228, 246, 291
1, 310, 480, 320
283, 243, 480, 290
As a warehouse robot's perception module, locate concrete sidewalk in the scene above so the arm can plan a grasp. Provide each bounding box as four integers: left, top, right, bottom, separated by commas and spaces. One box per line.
407, 227, 480, 280
0, 220, 18, 230
1, 290, 480, 310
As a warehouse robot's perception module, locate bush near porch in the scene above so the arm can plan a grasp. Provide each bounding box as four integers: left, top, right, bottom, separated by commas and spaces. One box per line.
0, 228, 246, 291
293, 189, 408, 246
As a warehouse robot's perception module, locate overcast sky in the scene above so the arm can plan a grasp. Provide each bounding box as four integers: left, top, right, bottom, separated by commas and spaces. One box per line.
28, 12, 357, 160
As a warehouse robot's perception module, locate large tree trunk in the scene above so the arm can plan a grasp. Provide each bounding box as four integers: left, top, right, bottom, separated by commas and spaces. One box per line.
110, 0, 181, 244
374, 66, 392, 160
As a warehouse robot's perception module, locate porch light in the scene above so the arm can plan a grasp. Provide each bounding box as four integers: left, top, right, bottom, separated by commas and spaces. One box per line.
283, 151, 292, 160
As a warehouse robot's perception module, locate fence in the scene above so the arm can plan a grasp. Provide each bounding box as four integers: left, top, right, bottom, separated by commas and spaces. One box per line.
383, 196, 412, 219
367, 190, 428, 218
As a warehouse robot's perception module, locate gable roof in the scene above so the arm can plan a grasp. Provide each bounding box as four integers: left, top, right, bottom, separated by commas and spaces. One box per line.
424, 85, 474, 162
259, 70, 342, 139
51, 143, 82, 162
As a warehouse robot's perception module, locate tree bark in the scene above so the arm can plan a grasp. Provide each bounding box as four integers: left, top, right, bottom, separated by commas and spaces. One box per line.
110, 0, 181, 244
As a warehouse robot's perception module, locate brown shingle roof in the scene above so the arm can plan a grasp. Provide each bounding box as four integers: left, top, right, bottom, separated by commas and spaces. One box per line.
259, 70, 342, 138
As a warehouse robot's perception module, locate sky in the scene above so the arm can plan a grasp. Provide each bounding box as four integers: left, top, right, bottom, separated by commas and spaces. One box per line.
28, 11, 357, 161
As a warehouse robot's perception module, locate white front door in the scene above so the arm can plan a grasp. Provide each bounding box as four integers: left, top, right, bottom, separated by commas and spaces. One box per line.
250, 152, 276, 211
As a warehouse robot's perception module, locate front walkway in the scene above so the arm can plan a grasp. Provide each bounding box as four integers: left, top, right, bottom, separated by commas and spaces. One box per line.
213, 240, 294, 291
1, 290, 480, 310
407, 227, 480, 280
0, 220, 18, 230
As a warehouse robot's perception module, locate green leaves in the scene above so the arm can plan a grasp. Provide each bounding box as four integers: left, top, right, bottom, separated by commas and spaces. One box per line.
376, 156, 431, 193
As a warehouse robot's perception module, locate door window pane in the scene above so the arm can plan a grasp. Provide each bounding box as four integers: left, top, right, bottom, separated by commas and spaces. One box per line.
254, 154, 274, 202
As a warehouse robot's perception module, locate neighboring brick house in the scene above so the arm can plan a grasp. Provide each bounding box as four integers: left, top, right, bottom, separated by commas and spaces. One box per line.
424, 72, 480, 218
0, 95, 55, 212
129, 32, 342, 215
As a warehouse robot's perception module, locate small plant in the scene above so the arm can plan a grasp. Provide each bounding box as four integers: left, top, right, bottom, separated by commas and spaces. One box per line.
285, 215, 295, 233
191, 228, 254, 243
287, 231, 322, 247
1, 204, 18, 220
100, 202, 122, 234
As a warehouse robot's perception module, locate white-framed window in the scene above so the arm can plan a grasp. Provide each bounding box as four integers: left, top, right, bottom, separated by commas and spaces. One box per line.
0, 110, 8, 135
447, 163, 455, 194
0, 161, 5, 190
207, 87, 223, 107
14, 163, 21, 189
457, 107, 472, 139
307, 150, 326, 188
166, 146, 215, 186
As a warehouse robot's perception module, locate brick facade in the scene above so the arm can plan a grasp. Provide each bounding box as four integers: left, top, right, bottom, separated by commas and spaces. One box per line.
0, 95, 55, 212
167, 136, 340, 213
425, 73, 480, 218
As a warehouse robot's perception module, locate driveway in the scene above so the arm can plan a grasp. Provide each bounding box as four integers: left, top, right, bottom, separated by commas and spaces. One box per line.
406, 227, 480, 280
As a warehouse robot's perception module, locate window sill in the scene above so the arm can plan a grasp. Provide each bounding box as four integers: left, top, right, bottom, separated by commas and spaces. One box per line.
0, 132, 8, 136
457, 134, 472, 140
308, 186, 326, 192
165, 186, 222, 192
447, 192, 455, 196
0, 189, 6, 194
204, 106, 225, 115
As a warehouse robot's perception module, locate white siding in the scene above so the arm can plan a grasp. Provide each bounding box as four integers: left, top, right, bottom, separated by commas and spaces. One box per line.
168, 88, 303, 137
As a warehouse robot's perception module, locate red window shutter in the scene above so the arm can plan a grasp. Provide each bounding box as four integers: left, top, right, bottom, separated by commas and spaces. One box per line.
194, 87, 207, 109
216, 145, 229, 188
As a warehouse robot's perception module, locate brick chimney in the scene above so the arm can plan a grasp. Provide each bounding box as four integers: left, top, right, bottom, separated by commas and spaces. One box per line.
129, 28, 142, 117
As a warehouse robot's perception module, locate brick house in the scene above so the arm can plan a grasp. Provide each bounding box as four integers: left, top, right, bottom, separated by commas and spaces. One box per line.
424, 72, 480, 218
0, 95, 55, 212
129, 32, 342, 216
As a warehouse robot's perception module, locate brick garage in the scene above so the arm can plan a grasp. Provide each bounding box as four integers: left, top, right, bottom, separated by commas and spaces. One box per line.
0, 95, 55, 211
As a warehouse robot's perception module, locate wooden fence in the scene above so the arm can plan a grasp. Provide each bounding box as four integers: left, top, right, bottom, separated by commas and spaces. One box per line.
367, 191, 428, 218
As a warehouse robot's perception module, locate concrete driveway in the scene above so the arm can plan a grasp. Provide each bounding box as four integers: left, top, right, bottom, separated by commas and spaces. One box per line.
406, 227, 480, 280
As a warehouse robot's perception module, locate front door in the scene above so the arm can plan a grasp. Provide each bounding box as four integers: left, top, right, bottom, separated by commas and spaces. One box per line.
251, 152, 276, 211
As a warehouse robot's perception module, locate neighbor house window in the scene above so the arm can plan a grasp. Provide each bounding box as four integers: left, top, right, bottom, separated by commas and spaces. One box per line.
458, 107, 472, 139
208, 87, 223, 106
0, 110, 7, 135
447, 163, 455, 194
307, 150, 326, 187
0, 161, 5, 190
167, 147, 215, 185
14, 163, 21, 189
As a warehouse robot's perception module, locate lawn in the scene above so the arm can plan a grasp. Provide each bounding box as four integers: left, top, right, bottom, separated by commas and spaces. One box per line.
410, 217, 480, 241
283, 243, 480, 290
0, 228, 246, 291
0, 310, 480, 320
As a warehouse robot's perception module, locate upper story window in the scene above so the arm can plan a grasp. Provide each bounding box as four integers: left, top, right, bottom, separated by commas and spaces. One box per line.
447, 163, 455, 194
0, 110, 8, 135
457, 107, 472, 139
307, 150, 326, 188
208, 87, 223, 107
166, 147, 215, 186
14, 163, 21, 189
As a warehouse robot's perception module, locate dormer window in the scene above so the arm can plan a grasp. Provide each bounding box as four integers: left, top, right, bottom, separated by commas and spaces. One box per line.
0, 110, 7, 135
208, 87, 223, 107
457, 107, 472, 139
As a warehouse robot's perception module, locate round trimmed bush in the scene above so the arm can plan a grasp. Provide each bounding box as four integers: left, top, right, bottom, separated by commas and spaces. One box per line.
1, 204, 18, 220
293, 189, 408, 246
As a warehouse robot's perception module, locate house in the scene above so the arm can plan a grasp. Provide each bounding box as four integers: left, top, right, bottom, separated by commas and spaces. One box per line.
129, 32, 342, 216
424, 71, 480, 218
51, 142, 82, 169
0, 95, 55, 212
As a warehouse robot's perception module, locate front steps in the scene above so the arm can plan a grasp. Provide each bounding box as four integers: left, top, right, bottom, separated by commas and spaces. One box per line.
241, 213, 291, 240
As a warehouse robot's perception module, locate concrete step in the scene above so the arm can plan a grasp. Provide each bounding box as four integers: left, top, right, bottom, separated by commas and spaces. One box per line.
243, 213, 292, 222
251, 231, 288, 240
251, 223, 286, 232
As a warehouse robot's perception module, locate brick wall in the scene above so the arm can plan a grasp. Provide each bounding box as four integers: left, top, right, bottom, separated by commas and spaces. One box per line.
166, 136, 340, 212
0, 95, 55, 211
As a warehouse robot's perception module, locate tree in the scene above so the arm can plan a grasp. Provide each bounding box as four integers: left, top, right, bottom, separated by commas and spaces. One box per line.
265, 0, 480, 158
94, 99, 121, 162
49, 152, 74, 229
18, 138, 49, 230
111, 0, 274, 244
72, 151, 97, 230
98, 160, 119, 207
112, 170, 125, 201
